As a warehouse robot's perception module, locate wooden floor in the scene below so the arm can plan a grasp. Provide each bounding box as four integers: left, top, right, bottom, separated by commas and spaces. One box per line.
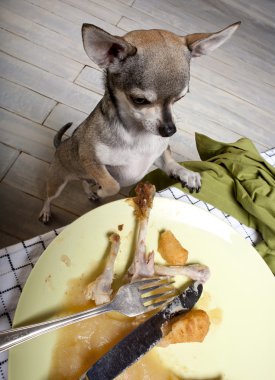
0, 0, 274, 248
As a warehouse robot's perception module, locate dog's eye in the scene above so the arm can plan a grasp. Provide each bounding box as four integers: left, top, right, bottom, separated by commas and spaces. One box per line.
131, 97, 150, 105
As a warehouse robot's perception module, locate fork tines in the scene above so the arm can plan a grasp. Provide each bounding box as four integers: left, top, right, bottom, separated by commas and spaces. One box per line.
135, 276, 175, 289
136, 277, 176, 308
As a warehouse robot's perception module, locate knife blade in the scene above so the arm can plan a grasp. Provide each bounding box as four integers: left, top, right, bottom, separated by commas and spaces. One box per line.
80, 280, 203, 380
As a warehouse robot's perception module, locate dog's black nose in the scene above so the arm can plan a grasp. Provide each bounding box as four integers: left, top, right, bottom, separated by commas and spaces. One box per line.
159, 122, 176, 137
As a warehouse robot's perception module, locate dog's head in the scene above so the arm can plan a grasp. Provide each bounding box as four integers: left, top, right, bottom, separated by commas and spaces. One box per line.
82, 22, 240, 137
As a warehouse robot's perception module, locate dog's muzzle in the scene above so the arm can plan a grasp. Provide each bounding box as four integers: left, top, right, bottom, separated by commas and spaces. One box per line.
158, 122, 177, 137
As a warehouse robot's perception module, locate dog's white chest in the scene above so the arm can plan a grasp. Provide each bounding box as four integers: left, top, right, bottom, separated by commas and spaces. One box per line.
96, 138, 167, 187
109, 155, 153, 186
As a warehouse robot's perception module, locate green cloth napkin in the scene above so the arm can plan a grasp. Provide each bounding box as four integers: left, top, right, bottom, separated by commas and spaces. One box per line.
138, 133, 275, 273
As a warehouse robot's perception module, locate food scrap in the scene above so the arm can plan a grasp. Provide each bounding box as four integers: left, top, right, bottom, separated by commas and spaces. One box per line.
158, 230, 188, 265
161, 309, 210, 346
61, 254, 71, 267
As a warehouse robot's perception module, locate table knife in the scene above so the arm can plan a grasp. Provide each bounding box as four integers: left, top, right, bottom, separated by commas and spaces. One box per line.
80, 280, 203, 380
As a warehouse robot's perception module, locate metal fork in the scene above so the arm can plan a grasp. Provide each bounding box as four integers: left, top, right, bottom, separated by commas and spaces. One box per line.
0, 277, 175, 353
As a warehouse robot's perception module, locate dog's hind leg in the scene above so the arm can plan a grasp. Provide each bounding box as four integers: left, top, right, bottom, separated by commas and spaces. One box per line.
39, 179, 68, 223
39, 165, 69, 223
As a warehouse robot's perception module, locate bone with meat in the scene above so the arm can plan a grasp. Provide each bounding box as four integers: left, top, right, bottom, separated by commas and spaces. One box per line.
127, 182, 156, 280
84, 233, 120, 305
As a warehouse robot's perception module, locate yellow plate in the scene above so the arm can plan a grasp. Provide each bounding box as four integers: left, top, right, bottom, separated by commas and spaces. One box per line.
9, 198, 275, 379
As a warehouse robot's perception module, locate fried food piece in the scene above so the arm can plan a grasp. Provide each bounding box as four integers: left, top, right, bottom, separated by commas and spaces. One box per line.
161, 309, 210, 346
158, 230, 188, 265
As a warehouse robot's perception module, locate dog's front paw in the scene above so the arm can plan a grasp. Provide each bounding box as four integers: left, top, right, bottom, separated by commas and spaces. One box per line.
171, 167, 201, 193
97, 181, 120, 198
82, 180, 100, 201
88, 192, 100, 201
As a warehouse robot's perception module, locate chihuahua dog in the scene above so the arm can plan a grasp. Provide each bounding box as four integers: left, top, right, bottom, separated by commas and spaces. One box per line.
40, 21, 240, 222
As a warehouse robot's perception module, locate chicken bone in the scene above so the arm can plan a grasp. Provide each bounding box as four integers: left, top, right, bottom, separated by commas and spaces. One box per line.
84, 233, 120, 305
154, 263, 210, 283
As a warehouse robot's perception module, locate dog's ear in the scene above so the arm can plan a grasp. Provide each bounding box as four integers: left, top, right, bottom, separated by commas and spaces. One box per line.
184, 22, 241, 57
82, 24, 137, 70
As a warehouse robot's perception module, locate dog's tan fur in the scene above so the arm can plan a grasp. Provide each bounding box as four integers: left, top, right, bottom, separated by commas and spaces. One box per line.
40, 22, 240, 222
